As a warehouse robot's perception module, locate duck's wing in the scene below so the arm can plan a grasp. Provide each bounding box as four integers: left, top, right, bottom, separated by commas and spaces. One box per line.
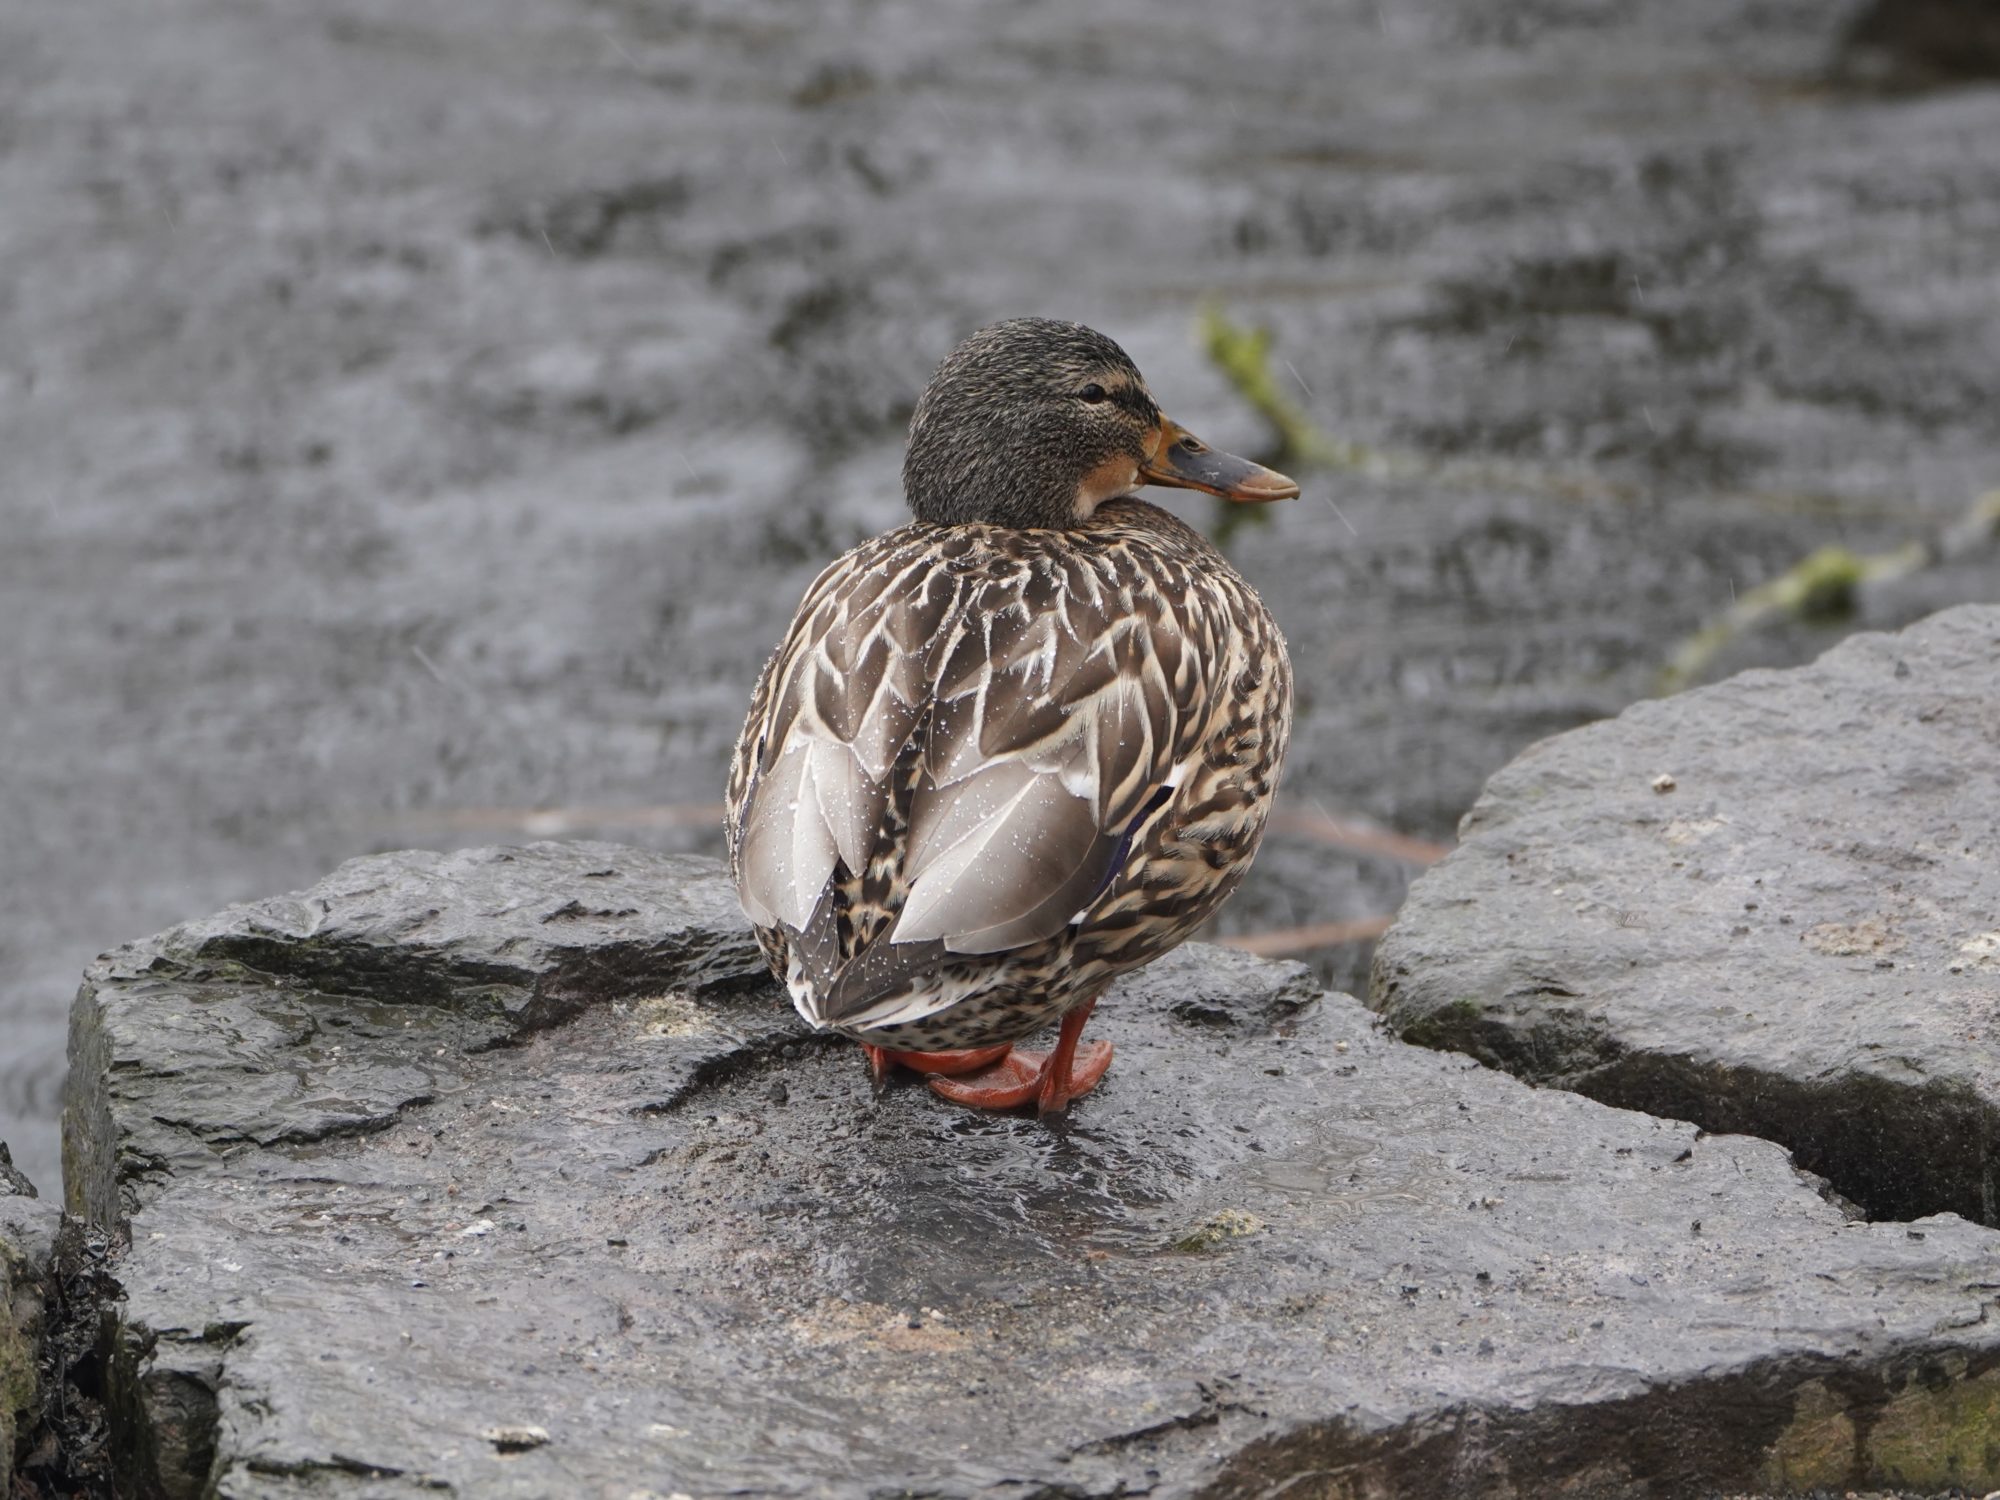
889, 556, 1201, 956
729, 538, 952, 935
729, 535, 1209, 1027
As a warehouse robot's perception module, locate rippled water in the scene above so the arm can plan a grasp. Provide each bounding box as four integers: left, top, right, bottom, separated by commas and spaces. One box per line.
3, 0, 1997, 1195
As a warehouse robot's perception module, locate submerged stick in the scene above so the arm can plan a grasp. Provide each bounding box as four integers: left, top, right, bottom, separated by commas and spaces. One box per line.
1218, 914, 1396, 956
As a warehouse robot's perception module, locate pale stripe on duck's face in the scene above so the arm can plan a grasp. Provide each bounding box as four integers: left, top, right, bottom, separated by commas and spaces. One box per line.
1072, 449, 1145, 520
1069, 373, 1162, 522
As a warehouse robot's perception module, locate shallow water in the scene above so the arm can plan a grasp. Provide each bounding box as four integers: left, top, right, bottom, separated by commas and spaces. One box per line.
3, 0, 1997, 1195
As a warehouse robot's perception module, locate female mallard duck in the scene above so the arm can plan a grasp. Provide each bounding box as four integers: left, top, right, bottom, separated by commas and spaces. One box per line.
725, 318, 1296, 1115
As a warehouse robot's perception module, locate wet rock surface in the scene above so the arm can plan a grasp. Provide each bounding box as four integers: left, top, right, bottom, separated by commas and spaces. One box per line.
0, 1144, 37, 1202
1374, 605, 2000, 1230
65, 841, 2000, 1498
8, 0, 2000, 1198
1, 1149, 59, 1495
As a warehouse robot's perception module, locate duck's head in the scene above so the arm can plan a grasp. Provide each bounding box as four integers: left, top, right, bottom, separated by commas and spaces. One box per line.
902, 317, 1300, 529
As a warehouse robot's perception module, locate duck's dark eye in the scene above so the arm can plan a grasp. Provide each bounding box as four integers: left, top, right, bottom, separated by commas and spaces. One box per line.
1077, 383, 1107, 404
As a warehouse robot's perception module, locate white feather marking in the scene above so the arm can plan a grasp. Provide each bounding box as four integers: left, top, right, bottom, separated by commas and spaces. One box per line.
891, 773, 1060, 944
783, 743, 840, 927
838, 966, 1000, 1033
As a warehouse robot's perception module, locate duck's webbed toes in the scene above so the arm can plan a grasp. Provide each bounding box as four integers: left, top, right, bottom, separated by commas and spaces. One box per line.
874, 1043, 1014, 1078
926, 1040, 1113, 1115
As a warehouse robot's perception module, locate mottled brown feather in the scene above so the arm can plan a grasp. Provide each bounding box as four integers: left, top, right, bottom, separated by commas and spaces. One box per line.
725, 497, 1291, 1049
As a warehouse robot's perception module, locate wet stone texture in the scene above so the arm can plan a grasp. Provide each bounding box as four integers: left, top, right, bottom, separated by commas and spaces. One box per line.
1374, 604, 2000, 1232
1, 1146, 58, 1495
64, 840, 2000, 1498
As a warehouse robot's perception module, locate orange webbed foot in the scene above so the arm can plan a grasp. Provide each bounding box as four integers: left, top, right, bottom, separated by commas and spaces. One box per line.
864, 1043, 1014, 1081
926, 1040, 1113, 1116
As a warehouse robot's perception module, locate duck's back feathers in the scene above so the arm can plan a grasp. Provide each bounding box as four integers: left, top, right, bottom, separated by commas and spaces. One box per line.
726, 499, 1288, 1045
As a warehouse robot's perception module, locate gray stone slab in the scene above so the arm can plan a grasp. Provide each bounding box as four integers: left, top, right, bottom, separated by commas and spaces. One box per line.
1374, 604, 2000, 1230
62, 840, 2000, 1497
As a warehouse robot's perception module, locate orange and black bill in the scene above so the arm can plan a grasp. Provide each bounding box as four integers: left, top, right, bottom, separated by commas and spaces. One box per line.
1139, 418, 1300, 503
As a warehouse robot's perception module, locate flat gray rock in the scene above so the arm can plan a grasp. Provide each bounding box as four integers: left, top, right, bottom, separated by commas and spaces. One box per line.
66, 842, 2000, 1498
1374, 604, 2000, 1229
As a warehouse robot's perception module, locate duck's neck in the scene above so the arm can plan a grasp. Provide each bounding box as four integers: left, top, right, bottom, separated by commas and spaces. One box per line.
904, 443, 1085, 530
903, 387, 1148, 529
